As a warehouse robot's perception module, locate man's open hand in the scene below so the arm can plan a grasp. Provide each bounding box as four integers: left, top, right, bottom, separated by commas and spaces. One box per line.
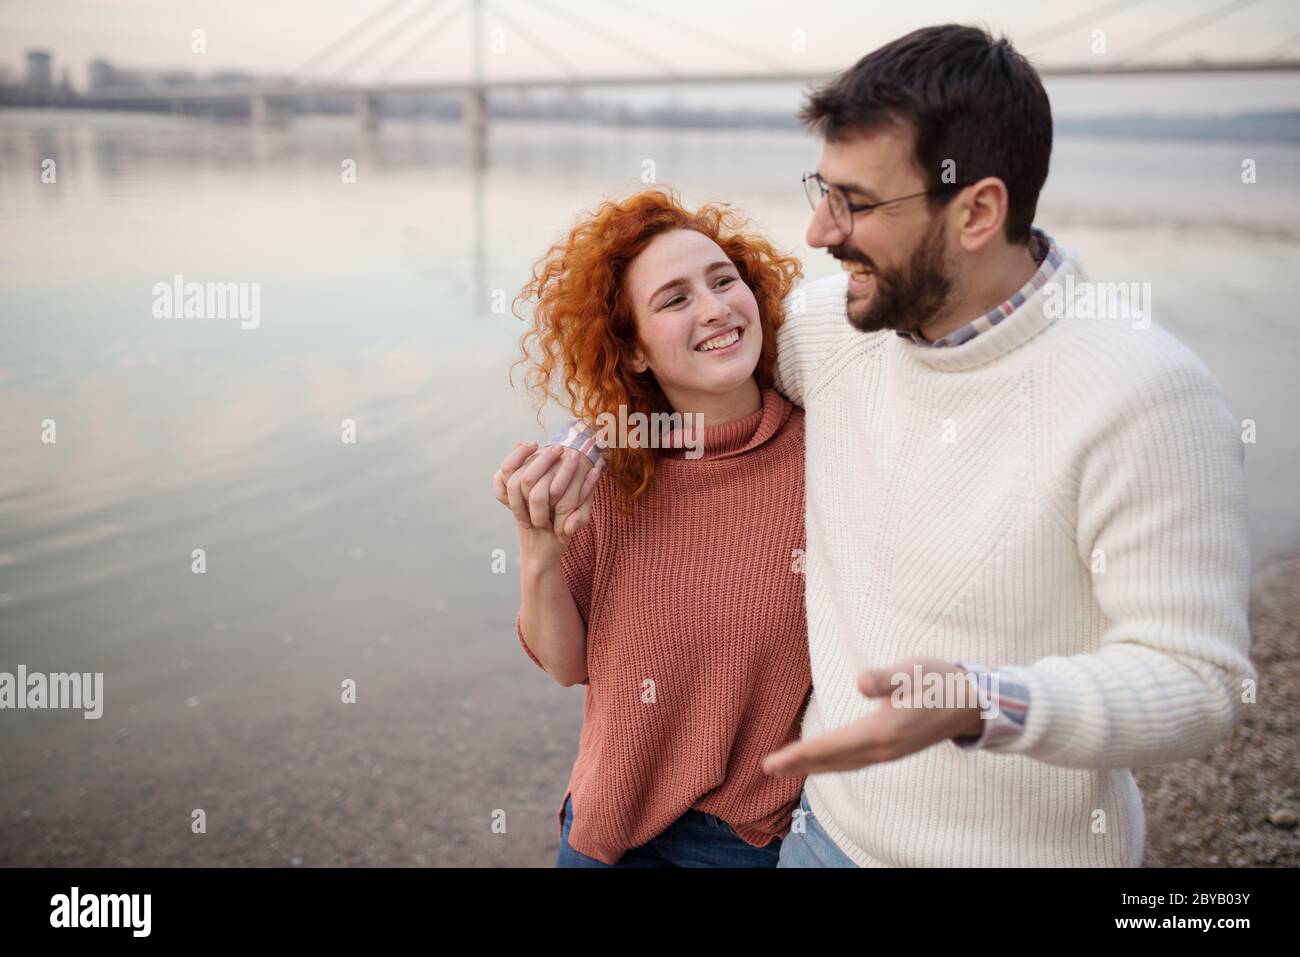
762, 657, 985, 776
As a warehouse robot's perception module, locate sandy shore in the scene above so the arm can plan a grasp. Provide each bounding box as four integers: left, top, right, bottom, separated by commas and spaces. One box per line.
2, 556, 1294, 868
1138, 551, 1299, 867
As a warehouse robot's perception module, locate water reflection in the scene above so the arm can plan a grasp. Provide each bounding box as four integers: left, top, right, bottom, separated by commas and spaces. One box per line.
0, 108, 1297, 865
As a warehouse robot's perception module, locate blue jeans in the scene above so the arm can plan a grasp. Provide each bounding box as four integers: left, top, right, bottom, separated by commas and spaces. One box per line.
556, 794, 782, 868
776, 789, 858, 868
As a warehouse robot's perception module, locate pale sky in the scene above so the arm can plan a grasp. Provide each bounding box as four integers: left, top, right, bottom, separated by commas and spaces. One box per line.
3, 0, 1299, 116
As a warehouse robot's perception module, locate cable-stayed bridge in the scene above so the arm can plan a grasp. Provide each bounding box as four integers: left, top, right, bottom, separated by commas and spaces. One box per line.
88, 0, 1300, 163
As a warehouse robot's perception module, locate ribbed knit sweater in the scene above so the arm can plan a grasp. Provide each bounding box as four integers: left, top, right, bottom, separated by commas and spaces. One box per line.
516, 387, 811, 864
777, 248, 1254, 867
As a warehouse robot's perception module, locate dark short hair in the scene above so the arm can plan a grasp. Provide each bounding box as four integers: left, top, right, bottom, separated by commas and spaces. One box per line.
800, 24, 1052, 244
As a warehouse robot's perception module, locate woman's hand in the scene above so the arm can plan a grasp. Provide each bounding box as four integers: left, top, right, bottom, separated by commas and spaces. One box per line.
492, 442, 602, 563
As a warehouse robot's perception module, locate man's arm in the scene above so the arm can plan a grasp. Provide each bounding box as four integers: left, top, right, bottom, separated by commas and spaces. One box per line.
995, 361, 1255, 769
773, 271, 854, 406
764, 356, 1255, 778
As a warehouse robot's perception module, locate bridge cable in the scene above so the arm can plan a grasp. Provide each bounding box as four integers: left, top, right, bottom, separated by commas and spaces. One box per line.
1021, 0, 1155, 50
374, 0, 470, 82
331, 0, 451, 81
482, 0, 584, 80
1111, 0, 1265, 66
526, 0, 682, 77
292, 0, 418, 80
604, 0, 792, 74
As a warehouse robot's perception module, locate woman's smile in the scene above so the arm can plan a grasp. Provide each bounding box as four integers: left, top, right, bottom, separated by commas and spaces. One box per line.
694, 326, 744, 355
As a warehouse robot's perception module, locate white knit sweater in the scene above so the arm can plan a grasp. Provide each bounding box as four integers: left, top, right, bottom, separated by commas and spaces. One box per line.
776, 246, 1254, 867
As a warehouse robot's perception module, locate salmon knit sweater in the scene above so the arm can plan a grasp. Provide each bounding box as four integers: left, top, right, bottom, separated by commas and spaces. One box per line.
515, 386, 811, 865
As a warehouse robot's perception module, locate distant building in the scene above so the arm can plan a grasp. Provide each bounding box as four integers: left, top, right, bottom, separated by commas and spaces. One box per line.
89, 59, 115, 90
87, 58, 244, 91
87, 59, 154, 89
26, 50, 52, 91
156, 69, 198, 87
210, 70, 258, 85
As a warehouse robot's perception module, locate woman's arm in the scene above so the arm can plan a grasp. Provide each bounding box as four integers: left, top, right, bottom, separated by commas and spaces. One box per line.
494, 443, 602, 687
518, 547, 588, 686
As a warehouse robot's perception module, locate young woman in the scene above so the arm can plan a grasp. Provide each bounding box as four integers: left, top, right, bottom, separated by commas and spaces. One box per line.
492, 189, 810, 867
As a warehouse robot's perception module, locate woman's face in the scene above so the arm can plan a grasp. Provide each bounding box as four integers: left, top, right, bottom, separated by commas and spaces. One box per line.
624, 229, 763, 407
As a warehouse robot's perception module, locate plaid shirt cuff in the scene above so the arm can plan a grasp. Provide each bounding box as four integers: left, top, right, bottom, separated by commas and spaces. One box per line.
546, 418, 605, 467
951, 662, 1030, 750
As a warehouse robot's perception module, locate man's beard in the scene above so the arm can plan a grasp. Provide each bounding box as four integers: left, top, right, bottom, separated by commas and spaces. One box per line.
834, 220, 955, 335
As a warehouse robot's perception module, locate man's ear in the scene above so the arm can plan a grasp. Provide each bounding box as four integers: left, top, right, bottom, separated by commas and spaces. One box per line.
956, 175, 1009, 253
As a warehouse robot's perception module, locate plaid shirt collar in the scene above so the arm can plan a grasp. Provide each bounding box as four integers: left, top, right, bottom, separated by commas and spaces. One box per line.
896, 227, 1062, 349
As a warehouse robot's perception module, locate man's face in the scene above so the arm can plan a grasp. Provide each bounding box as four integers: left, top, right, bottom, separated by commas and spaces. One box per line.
806, 125, 956, 335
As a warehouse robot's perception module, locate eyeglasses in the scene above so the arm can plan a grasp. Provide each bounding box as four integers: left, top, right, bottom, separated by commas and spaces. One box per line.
802, 171, 962, 239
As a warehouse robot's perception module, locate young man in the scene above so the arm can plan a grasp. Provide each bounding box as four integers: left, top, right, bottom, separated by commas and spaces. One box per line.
519, 24, 1254, 867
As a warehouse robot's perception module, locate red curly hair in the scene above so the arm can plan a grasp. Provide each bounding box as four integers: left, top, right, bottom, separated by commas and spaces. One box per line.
512, 188, 802, 510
